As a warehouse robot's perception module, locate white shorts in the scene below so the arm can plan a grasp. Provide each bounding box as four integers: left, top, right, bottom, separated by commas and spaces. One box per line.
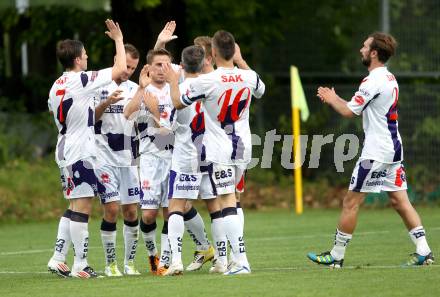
168, 170, 216, 200
95, 165, 140, 205
60, 158, 99, 199
139, 154, 171, 209
210, 163, 247, 195
349, 159, 408, 193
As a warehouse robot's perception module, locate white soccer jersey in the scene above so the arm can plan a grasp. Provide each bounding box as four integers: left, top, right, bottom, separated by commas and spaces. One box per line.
137, 83, 175, 159
180, 67, 265, 165
94, 80, 139, 167
347, 66, 403, 163
48, 68, 113, 167
171, 77, 207, 173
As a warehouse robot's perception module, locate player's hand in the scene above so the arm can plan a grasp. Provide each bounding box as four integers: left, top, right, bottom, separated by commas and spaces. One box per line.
233, 43, 244, 64
162, 63, 180, 84
107, 90, 124, 104
105, 19, 123, 41
156, 21, 178, 45
143, 91, 159, 113
139, 65, 152, 88
317, 87, 338, 104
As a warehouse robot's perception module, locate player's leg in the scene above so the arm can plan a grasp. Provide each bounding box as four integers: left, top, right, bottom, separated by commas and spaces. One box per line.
384, 164, 433, 265
140, 208, 159, 274
205, 197, 228, 273
156, 207, 172, 275
165, 198, 186, 276
97, 165, 122, 276
47, 199, 73, 278
120, 166, 141, 275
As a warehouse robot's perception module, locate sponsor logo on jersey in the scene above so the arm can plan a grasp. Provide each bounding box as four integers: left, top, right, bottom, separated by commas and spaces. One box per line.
140, 198, 158, 206
179, 174, 197, 182
142, 180, 150, 190
100, 191, 118, 199
365, 180, 384, 187
371, 170, 387, 178
215, 169, 233, 180
128, 187, 140, 196
354, 95, 365, 105
101, 173, 110, 183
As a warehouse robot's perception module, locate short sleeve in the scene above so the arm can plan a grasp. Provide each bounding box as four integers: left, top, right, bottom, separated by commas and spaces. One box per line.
79, 68, 113, 93
180, 78, 206, 107
253, 72, 265, 99
347, 77, 380, 115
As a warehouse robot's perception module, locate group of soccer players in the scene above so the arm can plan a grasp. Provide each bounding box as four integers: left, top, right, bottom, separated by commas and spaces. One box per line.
46, 20, 264, 278
46, 19, 434, 279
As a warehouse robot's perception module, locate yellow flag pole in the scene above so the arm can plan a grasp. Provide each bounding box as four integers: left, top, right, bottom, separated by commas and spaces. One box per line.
290, 66, 303, 214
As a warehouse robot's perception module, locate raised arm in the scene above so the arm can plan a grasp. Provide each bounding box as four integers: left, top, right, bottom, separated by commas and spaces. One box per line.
124, 65, 150, 119
233, 43, 250, 70
317, 87, 355, 118
163, 62, 185, 109
154, 21, 178, 50
105, 19, 127, 81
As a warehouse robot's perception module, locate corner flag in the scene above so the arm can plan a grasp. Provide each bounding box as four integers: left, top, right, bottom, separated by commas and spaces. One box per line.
290, 66, 309, 215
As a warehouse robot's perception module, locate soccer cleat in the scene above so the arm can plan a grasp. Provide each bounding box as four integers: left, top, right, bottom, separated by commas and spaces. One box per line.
156, 264, 169, 276
148, 255, 160, 275
223, 263, 251, 275
47, 258, 71, 278
403, 252, 435, 266
72, 266, 99, 278
104, 261, 123, 277
186, 246, 215, 271
124, 260, 141, 275
209, 259, 228, 274
307, 251, 344, 268
163, 262, 184, 276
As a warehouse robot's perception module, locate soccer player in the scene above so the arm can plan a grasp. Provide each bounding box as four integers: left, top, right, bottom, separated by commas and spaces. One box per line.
93, 44, 142, 276
307, 32, 434, 268
164, 30, 265, 275
47, 19, 127, 278
154, 22, 216, 272
165, 45, 228, 276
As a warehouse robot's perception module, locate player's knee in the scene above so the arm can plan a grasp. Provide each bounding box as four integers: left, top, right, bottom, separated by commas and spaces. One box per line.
122, 207, 138, 222
342, 196, 362, 212
103, 203, 119, 222
141, 211, 156, 225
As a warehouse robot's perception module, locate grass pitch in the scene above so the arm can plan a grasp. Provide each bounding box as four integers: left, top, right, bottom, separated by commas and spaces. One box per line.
0, 207, 439, 297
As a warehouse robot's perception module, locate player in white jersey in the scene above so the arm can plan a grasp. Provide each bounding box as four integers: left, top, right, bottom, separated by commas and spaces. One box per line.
93, 44, 142, 277
164, 45, 227, 275
307, 32, 434, 268
47, 19, 127, 278
164, 30, 266, 275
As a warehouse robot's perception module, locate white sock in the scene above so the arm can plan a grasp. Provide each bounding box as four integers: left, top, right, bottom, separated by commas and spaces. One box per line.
101, 230, 117, 265
123, 221, 139, 265
409, 226, 431, 256
141, 229, 157, 257
184, 209, 210, 250
330, 229, 352, 261
52, 215, 71, 262
211, 217, 228, 266
70, 217, 89, 271
159, 233, 171, 267
223, 211, 249, 267
237, 205, 244, 230
168, 213, 184, 265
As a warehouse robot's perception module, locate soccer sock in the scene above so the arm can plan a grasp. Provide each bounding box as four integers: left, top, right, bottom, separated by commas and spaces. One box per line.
140, 220, 158, 257
184, 206, 210, 250
52, 209, 72, 262
123, 219, 139, 265
330, 228, 352, 261
70, 211, 90, 271
236, 202, 244, 230
222, 207, 249, 267
210, 211, 227, 266
100, 219, 117, 265
409, 226, 431, 256
159, 221, 171, 267
168, 212, 184, 265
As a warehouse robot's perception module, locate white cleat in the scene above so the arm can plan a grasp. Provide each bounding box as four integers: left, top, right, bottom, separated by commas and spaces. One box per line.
104, 261, 123, 277
224, 263, 251, 275
163, 262, 184, 276
124, 260, 141, 276
209, 259, 228, 274
47, 258, 71, 278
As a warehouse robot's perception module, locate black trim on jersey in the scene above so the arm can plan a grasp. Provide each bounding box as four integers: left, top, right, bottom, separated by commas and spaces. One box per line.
255, 74, 260, 91
361, 93, 380, 112
80, 72, 88, 87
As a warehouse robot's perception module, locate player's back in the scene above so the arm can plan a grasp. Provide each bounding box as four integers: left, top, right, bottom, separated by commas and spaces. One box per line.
183, 67, 265, 165
48, 68, 112, 167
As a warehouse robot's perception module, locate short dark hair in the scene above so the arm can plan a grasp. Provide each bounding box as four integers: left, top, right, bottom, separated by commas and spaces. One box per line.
212, 30, 235, 60
56, 39, 84, 69
124, 43, 140, 59
181, 45, 205, 74
146, 48, 173, 64
194, 36, 212, 59
368, 32, 398, 63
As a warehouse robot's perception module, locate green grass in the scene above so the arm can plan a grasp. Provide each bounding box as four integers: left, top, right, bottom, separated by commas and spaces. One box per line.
0, 208, 439, 297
